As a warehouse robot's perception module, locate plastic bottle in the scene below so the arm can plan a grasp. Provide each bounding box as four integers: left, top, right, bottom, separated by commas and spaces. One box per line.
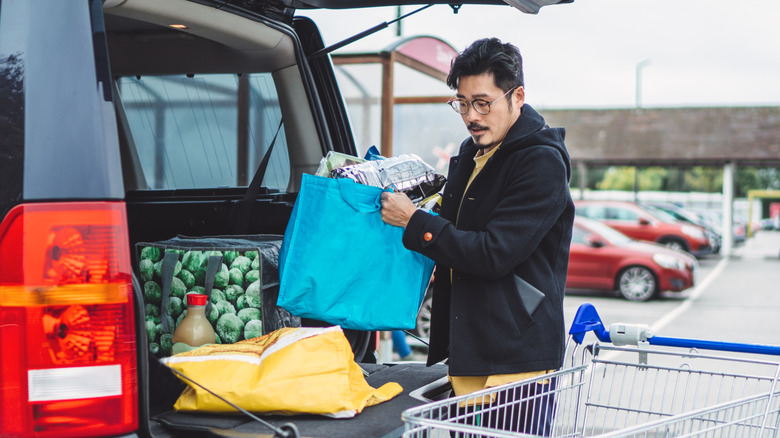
172, 293, 216, 354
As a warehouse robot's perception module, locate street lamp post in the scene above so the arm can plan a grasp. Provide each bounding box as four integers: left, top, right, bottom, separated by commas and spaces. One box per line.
636, 58, 651, 108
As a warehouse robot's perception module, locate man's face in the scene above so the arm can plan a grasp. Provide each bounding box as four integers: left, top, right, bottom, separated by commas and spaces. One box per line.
456, 73, 524, 152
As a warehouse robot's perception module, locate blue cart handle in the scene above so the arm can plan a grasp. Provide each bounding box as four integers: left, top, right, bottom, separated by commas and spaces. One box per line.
569, 303, 780, 356
569, 303, 611, 344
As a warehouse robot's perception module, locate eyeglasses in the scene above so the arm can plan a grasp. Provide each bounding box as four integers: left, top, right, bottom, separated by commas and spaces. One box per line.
447, 86, 517, 115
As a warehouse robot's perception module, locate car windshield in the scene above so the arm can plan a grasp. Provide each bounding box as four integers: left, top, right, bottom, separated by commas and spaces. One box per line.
581, 219, 634, 245
641, 204, 679, 223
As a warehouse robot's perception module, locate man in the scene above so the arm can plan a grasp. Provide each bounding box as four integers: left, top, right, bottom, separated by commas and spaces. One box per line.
380, 38, 574, 435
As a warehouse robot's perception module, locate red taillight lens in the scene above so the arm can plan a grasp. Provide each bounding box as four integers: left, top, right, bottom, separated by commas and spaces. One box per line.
0, 202, 138, 437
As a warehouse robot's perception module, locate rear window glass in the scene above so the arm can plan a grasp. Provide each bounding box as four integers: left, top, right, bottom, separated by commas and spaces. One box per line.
117, 73, 289, 191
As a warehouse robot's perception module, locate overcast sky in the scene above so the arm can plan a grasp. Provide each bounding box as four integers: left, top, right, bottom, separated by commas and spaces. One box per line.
299, 0, 780, 110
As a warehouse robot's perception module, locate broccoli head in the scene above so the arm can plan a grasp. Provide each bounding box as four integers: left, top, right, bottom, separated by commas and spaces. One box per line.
139, 258, 155, 282
145, 319, 158, 343
143, 281, 162, 305
166, 296, 184, 320
159, 333, 174, 356
216, 313, 245, 344
237, 307, 261, 325
228, 268, 244, 287
215, 300, 236, 316
244, 320, 263, 340
170, 277, 187, 300
179, 269, 195, 289
140, 246, 161, 263
245, 270, 260, 285
214, 263, 230, 289
230, 255, 252, 275
224, 284, 244, 304
210, 289, 226, 304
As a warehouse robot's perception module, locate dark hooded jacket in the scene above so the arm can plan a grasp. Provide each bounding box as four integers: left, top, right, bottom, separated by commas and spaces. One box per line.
403, 104, 574, 376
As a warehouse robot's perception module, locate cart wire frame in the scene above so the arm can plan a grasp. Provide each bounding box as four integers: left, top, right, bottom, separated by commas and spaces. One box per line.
401, 303, 780, 437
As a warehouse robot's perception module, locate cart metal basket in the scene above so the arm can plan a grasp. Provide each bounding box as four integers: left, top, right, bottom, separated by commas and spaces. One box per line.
402, 303, 780, 437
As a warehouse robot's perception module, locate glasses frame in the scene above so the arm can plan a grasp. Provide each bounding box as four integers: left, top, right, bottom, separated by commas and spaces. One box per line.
447, 86, 518, 115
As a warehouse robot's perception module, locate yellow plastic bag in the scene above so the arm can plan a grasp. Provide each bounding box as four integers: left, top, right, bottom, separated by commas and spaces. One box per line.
160, 326, 402, 417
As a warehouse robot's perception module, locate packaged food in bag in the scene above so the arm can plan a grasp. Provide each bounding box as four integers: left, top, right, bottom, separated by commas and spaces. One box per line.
330, 154, 446, 203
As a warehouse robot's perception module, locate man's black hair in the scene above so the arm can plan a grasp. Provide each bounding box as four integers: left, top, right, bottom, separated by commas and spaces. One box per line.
446, 38, 524, 92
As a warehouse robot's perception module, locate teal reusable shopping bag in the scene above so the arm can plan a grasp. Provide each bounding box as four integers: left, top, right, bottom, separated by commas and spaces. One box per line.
278, 174, 435, 331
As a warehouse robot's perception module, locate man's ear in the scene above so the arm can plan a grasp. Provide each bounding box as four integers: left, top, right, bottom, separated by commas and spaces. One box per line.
514, 86, 526, 108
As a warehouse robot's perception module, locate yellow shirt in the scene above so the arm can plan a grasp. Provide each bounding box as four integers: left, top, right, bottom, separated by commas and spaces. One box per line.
451, 143, 553, 399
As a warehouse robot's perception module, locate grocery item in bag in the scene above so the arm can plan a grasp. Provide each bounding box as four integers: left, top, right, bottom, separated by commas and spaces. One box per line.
161, 326, 402, 417
330, 154, 446, 203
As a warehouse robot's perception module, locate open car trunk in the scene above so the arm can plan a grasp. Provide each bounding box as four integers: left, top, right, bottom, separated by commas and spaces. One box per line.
101, 0, 571, 435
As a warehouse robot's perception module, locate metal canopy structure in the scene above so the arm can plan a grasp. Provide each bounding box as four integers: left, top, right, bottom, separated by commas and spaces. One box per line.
543, 106, 780, 167
331, 35, 457, 157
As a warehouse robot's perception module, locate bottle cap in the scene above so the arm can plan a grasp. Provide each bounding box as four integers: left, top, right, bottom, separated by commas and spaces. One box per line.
187, 293, 208, 306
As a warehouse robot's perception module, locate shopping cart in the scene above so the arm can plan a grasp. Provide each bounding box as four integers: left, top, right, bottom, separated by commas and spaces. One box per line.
402, 303, 780, 437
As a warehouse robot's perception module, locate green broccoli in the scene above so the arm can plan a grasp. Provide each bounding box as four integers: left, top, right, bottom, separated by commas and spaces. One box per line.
237, 307, 261, 325
235, 295, 247, 310
203, 250, 223, 259
251, 255, 260, 271
207, 303, 220, 324
244, 280, 262, 308
244, 294, 262, 309
182, 250, 204, 273
214, 263, 230, 289
167, 296, 183, 320
179, 269, 195, 289
216, 314, 245, 344
145, 319, 158, 343
210, 289, 226, 304
144, 281, 162, 305
245, 250, 258, 260
159, 333, 173, 356
190, 286, 206, 295
244, 320, 263, 340
223, 251, 240, 266
140, 246, 161, 262
165, 248, 185, 258
214, 333, 222, 344
144, 303, 160, 320
228, 268, 243, 286
224, 284, 244, 304
215, 300, 236, 316
245, 269, 260, 285
149, 342, 160, 355
171, 277, 187, 300
245, 280, 260, 299
230, 255, 252, 275
139, 258, 155, 282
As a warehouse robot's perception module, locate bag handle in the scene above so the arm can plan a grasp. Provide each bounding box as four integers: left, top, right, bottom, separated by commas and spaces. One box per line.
337, 178, 382, 213
202, 255, 223, 316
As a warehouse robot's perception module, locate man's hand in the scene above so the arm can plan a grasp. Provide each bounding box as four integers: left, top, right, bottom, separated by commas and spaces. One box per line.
380, 191, 417, 228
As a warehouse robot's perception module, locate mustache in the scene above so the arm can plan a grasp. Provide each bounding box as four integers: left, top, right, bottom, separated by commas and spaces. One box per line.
467, 123, 488, 131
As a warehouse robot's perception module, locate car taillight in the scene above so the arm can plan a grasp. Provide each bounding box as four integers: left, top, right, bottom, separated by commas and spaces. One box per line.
0, 202, 138, 437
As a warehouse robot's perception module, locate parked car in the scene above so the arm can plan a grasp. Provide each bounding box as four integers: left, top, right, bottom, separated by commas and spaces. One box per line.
574, 200, 713, 257
642, 202, 721, 253
567, 216, 697, 301
0, 1, 572, 437
687, 207, 747, 245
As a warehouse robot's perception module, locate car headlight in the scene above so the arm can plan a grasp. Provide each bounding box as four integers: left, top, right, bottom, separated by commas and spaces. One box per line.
653, 253, 686, 271
681, 225, 705, 239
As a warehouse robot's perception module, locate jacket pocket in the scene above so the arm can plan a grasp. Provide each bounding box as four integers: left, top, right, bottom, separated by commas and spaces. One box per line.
502, 274, 545, 334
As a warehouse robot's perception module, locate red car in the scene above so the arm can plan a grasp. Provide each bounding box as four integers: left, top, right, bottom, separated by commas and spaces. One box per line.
567, 216, 698, 301
574, 200, 713, 257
